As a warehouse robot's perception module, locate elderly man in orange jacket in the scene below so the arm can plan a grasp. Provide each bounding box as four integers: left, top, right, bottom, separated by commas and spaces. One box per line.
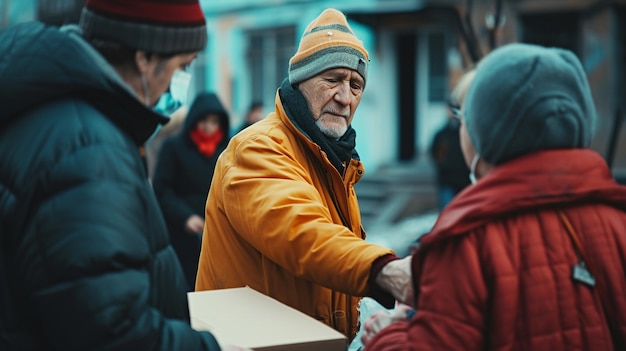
195, 8, 412, 341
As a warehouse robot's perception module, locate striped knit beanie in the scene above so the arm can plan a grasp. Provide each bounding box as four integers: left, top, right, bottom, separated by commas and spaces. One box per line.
289, 8, 369, 86
79, 0, 207, 55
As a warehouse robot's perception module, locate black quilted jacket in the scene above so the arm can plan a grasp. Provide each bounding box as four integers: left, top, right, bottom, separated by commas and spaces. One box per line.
0, 22, 220, 351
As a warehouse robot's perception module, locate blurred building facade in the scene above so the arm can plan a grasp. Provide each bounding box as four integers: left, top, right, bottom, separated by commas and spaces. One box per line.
198, 0, 626, 179
1, 0, 85, 27
2, 0, 625, 178
1, 0, 36, 26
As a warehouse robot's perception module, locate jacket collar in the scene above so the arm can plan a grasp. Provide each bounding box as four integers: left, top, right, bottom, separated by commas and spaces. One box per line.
422, 149, 626, 246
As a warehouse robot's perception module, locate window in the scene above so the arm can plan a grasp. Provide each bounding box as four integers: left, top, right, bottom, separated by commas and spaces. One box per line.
428, 31, 447, 102
520, 12, 581, 56
247, 26, 296, 107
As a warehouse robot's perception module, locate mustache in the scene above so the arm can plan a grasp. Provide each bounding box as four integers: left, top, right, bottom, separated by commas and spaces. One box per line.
322, 107, 350, 118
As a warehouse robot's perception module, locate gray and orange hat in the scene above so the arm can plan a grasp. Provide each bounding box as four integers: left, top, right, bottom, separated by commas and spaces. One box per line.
289, 8, 369, 86
79, 0, 207, 55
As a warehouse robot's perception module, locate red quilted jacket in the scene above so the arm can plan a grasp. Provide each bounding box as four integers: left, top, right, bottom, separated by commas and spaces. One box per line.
367, 149, 626, 351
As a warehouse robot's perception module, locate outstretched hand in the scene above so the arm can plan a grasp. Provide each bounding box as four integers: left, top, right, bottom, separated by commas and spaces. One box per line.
361, 304, 413, 347
375, 255, 414, 307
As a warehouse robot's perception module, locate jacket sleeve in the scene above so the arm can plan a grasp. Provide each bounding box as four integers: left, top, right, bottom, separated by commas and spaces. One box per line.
16, 135, 220, 351
152, 138, 197, 232
366, 235, 487, 350
218, 134, 394, 295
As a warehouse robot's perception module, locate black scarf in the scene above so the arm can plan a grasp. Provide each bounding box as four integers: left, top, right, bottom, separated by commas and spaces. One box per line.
279, 78, 359, 175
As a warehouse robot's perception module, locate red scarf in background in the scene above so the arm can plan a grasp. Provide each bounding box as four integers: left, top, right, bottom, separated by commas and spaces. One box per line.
190, 128, 224, 157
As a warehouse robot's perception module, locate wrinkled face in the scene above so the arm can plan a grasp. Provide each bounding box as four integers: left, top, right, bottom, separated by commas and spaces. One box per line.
143, 52, 197, 107
298, 68, 364, 139
197, 114, 221, 136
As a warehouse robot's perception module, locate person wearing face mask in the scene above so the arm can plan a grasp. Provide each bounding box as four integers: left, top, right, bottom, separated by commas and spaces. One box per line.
195, 8, 412, 342
0, 0, 250, 350
360, 43, 626, 351
152, 92, 231, 291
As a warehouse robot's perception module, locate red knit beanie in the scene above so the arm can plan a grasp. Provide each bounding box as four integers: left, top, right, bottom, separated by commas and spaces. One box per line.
79, 0, 207, 55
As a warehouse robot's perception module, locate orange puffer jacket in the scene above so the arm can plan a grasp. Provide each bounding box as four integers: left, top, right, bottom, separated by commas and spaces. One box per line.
367, 149, 626, 351
196, 92, 395, 339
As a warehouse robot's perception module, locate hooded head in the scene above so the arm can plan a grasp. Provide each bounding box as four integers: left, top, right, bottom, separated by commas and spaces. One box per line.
184, 92, 230, 136
463, 43, 596, 165
79, 0, 207, 55
288, 8, 369, 87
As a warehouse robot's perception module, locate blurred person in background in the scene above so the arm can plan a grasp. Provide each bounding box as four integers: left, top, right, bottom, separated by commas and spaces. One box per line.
153, 91, 231, 291
195, 8, 413, 341
237, 100, 264, 132
361, 43, 626, 351
0, 0, 249, 350
429, 70, 474, 210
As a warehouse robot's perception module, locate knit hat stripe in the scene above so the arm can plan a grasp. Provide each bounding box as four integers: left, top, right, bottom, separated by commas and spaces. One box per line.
80, 9, 207, 54
289, 47, 368, 85
290, 46, 366, 70
86, 0, 205, 25
306, 24, 353, 36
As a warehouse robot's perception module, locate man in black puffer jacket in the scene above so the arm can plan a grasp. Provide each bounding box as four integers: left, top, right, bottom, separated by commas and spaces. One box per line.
0, 1, 248, 350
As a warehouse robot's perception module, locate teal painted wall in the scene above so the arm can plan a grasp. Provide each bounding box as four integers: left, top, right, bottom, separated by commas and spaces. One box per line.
1, 0, 36, 27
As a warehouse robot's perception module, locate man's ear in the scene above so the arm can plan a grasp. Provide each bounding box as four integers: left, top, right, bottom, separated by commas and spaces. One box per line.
135, 51, 152, 74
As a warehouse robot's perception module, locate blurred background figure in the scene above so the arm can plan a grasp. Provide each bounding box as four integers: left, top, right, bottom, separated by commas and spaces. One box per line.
238, 100, 264, 133
152, 91, 231, 291
429, 70, 474, 210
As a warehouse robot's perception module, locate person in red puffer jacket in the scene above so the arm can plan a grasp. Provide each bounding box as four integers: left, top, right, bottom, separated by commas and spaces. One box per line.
362, 43, 626, 351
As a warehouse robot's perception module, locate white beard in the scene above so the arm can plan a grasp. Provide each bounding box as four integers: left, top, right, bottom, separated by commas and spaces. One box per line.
316, 117, 348, 139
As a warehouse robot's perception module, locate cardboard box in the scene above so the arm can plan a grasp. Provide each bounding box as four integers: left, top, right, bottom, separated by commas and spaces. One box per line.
188, 286, 348, 351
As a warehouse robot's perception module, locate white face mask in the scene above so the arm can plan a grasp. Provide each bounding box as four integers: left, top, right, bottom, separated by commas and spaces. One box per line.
147, 70, 192, 143
169, 69, 192, 106
153, 70, 192, 116
469, 153, 480, 184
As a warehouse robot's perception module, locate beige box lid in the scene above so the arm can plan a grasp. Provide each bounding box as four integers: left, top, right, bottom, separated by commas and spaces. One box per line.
188, 286, 348, 351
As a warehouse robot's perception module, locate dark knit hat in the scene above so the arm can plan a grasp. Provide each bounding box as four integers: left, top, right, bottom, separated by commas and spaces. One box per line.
289, 8, 369, 86
464, 43, 596, 165
79, 0, 207, 55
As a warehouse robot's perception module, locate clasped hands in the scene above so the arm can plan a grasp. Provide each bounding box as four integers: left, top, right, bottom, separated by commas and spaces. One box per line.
361, 255, 415, 346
